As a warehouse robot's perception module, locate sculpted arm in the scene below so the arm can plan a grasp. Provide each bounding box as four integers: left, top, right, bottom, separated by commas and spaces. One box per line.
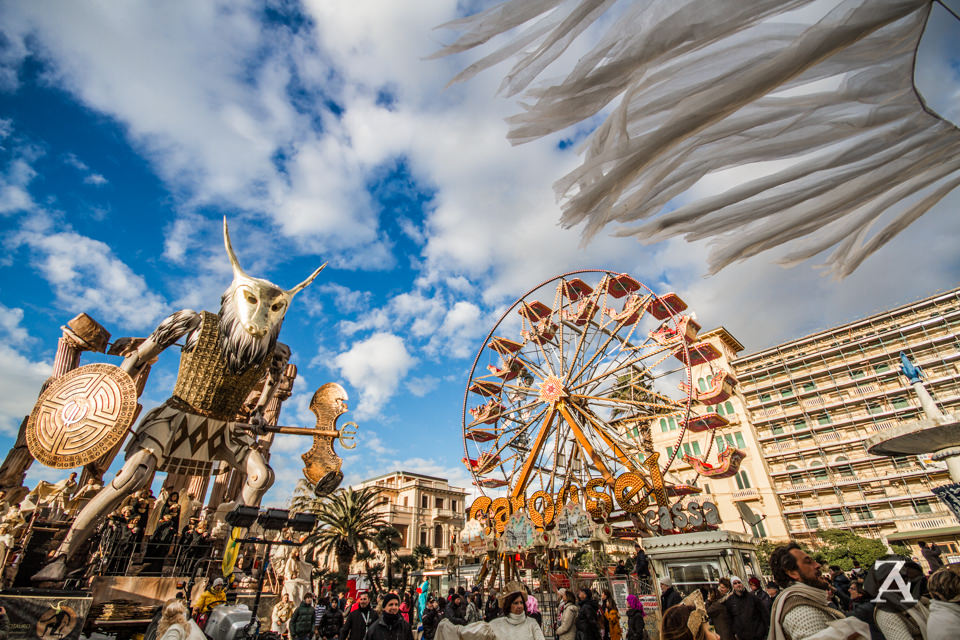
120, 310, 202, 378
249, 343, 290, 424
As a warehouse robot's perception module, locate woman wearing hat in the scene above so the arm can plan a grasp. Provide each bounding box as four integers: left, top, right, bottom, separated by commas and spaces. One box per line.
660, 592, 719, 640
489, 582, 545, 640
365, 593, 413, 640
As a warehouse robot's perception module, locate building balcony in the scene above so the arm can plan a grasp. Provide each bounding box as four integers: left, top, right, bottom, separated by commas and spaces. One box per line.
894, 512, 958, 533
432, 508, 460, 520
731, 488, 759, 501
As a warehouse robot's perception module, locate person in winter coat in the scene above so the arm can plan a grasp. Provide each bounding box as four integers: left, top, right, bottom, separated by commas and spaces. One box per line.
341, 591, 377, 640
659, 579, 683, 614
399, 593, 412, 625
723, 577, 768, 640
289, 594, 317, 640
705, 586, 733, 640
846, 581, 883, 640
443, 593, 468, 625
920, 541, 944, 572
927, 565, 960, 640
746, 578, 771, 617
364, 593, 413, 640
421, 598, 441, 640
632, 544, 650, 580
466, 592, 482, 624
624, 595, 646, 640
489, 585, 545, 640
320, 598, 344, 640
556, 590, 579, 640
576, 588, 602, 640
157, 599, 206, 640
829, 566, 852, 610
194, 578, 227, 623
484, 588, 501, 622
602, 598, 622, 640
526, 595, 543, 627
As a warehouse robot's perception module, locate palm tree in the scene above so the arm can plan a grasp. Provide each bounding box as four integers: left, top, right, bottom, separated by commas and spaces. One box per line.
396, 554, 418, 589
412, 544, 434, 570
292, 481, 387, 576
374, 526, 402, 588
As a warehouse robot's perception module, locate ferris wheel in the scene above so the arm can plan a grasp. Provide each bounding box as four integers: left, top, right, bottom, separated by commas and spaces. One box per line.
461, 270, 730, 524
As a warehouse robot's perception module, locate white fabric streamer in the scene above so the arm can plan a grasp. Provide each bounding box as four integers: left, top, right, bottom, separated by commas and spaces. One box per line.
436, 0, 960, 276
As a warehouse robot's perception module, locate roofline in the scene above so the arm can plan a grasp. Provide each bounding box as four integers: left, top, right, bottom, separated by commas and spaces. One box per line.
733, 285, 960, 365
357, 469, 467, 488
700, 326, 745, 354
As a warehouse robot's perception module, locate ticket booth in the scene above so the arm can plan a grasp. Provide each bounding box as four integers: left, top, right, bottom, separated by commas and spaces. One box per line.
642, 530, 761, 597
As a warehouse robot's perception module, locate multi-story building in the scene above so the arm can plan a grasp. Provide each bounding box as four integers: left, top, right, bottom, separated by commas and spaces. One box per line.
355, 470, 467, 567
648, 327, 791, 542
730, 287, 960, 562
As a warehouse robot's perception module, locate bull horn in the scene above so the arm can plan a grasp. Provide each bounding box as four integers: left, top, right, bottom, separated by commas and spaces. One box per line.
287, 262, 327, 297
223, 217, 248, 279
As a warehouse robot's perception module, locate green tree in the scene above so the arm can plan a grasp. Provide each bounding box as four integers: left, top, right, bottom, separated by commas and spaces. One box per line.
396, 554, 419, 589
292, 482, 387, 576
413, 544, 434, 569
813, 529, 889, 571
375, 526, 403, 588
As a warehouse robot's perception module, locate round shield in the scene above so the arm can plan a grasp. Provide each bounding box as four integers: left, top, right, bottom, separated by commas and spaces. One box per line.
27, 363, 139, 469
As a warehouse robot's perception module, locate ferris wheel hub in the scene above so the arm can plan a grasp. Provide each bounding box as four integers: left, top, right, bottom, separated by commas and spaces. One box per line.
537, 375, 567, 404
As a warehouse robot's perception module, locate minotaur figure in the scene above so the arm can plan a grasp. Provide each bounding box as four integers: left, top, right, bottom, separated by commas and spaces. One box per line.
34, 218, 324, 580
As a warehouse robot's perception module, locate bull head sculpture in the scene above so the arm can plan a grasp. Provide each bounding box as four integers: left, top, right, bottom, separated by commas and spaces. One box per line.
220, 217, 326, 372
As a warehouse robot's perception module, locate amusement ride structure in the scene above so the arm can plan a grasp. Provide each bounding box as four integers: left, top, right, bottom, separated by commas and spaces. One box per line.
460, 271, 746, 553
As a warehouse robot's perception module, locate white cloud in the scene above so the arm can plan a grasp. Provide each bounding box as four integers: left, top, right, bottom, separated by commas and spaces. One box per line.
406, 375, 439, 397
83, 173, 107, 186
334, 332, 417, 418
11, 215, 168, 330
0, 305, 51, 436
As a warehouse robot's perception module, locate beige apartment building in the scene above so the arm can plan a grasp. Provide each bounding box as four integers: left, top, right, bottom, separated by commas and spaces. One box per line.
355, 470, 467, 568
731, 287, 960, 560
644, 287, 960, 563
648, 327, 792, 542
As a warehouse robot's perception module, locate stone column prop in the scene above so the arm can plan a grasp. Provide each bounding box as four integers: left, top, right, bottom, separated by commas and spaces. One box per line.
0, 314, 110, 500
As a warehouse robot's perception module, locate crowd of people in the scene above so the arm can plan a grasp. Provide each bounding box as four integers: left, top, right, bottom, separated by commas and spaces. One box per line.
264, 582, 650, 640
91, 489, 211, 577
654, 541, 960, 640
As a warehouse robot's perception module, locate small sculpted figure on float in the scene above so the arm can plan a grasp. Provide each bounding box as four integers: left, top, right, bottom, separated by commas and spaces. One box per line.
34, 218, 325, 581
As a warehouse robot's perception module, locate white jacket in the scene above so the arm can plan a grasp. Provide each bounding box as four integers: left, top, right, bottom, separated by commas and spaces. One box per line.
927, 601, 960, 640
489, 614, 545, 640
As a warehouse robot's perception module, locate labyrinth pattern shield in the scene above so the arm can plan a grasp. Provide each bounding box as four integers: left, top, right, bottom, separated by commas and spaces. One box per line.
27, 364, 138, 468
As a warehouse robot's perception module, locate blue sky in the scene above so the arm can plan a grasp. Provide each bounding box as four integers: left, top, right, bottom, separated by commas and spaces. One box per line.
1, 1, 959, 506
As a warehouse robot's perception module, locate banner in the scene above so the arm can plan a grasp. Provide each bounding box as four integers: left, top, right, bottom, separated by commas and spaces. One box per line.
0, 594, 92, 640
932, 482, 960, 524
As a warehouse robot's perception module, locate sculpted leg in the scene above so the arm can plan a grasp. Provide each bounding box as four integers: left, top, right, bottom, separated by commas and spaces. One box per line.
240, 450, 274, 506
34, 448, 157, 580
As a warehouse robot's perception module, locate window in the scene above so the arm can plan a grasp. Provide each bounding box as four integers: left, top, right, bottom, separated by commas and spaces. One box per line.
794, 420, 807, 431
783, 399, 798, 408
698, 377, 708, 392
804, 513, 819, 529
835, 457, 855, 477
435, 497, 444, 509
771, 425, 785, 435
420, 528, 428, 546
829, 509, 845, 524
735, 471, 751, 490
797, 434, 813, 442
434, 524, 444, 547
851, 370, 865, 379
667, 446, 675, 459
660, 418, 669, 433
451, 500, 458, 512
893, 456, 913, 469
818, 414, 832, 425
811, 468, 828, 482
421, 495, 428, 508
734, 432, 746, 448
892, 397, 910, 410
852, 506, 874, 520
875, 363, 890, 373
403, 497, 408, 506
867, 405, 882, 415
782, 388, 794, 398
790, 473, 804, 486
803, 382, 816, 392
724, 401, 734, 415
669, 417, 678, 431
750, 521, 767, 538
912, 500, 933, 514
715, 437, 726, 452
759, 392, 771, 402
